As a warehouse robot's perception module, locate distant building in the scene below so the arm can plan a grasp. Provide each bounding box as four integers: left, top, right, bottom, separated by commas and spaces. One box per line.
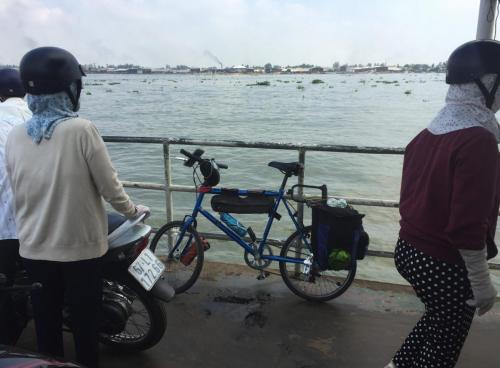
309, 66, 324, 73
272, 65, 283, 73
387, 66, 404, 73
227, 65, 254, 73
351, 66, 389, 73
288, 67, 310, 74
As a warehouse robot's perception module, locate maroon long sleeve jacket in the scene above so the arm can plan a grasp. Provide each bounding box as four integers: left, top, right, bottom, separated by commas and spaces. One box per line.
399, 127, 500, 264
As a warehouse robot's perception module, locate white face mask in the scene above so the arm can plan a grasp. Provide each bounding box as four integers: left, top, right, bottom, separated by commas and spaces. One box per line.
427, 74, 500, 143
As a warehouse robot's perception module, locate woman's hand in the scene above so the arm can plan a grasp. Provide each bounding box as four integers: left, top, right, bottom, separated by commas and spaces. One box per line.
132, 204, 151, 220
459, 248, 497, 316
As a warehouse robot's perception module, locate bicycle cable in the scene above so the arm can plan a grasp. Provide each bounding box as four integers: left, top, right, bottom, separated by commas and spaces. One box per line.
193, 163, 203, 200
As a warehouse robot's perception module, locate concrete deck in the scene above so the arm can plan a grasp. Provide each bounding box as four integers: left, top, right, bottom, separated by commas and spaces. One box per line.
17, 262, 500, 368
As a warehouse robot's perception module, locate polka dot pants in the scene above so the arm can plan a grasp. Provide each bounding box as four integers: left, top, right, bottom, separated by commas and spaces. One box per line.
392, 239, 475, 368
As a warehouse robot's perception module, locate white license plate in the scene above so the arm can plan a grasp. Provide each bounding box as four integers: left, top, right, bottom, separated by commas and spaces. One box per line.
128, 248, 165, 291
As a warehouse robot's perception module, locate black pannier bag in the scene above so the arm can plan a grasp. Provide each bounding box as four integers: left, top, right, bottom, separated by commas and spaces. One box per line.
211, 190, 275, 214
310, 201, 369, 270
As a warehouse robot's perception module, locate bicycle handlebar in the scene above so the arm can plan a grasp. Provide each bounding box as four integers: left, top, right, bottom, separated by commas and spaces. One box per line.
216, 162, 228, 169
180, 148, 203, 167
180, 148, 228, 169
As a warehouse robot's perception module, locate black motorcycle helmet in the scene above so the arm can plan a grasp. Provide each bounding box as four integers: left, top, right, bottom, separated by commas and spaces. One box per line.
446, 40, 500, 109
19, 47, 86, 111
0, 68, 25, 99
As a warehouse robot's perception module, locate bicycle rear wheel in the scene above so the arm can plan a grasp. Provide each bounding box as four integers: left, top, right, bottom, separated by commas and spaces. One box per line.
149, 221, 204, 294
279, 226, 356, 302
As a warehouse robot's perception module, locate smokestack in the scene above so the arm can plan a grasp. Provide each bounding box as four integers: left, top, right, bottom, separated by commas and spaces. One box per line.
204, 50, 223, 69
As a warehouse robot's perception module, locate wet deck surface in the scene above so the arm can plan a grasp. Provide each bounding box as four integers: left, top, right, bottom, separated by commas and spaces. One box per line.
17, 262, 500, 368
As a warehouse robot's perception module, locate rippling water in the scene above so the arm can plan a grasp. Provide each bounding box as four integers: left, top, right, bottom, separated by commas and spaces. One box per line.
78, 72, 500, 283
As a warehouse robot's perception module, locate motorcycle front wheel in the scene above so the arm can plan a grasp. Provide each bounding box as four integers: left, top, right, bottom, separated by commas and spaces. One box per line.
100, 274, 167, 351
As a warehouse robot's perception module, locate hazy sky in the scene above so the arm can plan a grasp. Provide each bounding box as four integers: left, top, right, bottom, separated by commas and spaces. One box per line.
0, 0, 488, 67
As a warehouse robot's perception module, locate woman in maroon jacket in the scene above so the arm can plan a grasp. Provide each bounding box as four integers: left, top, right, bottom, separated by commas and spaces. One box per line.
386, 40, 499, 368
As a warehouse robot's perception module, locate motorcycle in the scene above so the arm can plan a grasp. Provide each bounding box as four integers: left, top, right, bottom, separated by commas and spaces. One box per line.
0, 212, 175, 352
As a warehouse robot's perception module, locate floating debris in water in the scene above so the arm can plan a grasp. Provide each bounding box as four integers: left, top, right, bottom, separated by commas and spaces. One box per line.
296, 81, 302, 83
108, 82, 120, 85
283, 80, 290, 83
404, 90, 412, 95
105, 89, 112, 93
311, 79, 324, 84
376, 80, 398, 84
359, 80, 366, 84
247, 81, 270, 86
85, 91, 92, 95
297, 85, 305, 90
87, 83, 103, 86
132, 90, 139, 93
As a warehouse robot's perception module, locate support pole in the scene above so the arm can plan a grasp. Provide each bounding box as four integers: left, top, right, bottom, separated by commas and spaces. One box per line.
295, 149, 306, 274
477, 0, 498, 40
163, 143, 174, 223
297, 148, 306, 224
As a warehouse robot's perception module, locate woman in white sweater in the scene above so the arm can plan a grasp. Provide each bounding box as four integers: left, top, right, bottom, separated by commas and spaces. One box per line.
0, 68, 32, 345
5, 47, 147, 368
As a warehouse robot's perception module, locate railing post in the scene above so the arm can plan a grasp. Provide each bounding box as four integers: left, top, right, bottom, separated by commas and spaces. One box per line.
297, 148, 306, 223
163, 143, 174, 223
295, 149, 306, 274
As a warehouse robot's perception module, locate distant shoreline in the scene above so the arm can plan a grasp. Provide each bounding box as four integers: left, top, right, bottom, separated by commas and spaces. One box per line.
85, 70, 445, 76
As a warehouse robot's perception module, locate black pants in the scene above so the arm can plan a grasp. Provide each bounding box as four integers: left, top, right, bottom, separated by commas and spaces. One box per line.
0, 239, 23, 345
392, 239, 475, 368
23, 257, 103, 368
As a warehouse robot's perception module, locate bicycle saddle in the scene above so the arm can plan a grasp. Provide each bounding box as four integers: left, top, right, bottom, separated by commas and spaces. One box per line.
268, 161, 302, 176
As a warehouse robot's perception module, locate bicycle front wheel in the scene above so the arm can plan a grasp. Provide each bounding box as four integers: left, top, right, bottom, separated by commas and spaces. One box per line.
149, 221, 204, 294
279, 226, 356, 302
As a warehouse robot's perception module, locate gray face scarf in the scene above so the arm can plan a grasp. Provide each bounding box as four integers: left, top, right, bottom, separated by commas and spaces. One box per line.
427, 74, 500, 143
26, 84, 79, 144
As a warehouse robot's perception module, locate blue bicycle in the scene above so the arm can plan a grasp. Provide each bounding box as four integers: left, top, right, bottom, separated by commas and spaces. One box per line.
150, 148, 357, 301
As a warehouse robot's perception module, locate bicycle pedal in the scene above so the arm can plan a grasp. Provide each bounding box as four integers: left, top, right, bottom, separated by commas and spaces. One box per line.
256, 271, 270, 280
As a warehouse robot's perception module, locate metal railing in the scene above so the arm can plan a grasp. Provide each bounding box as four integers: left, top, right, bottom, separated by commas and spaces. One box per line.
102, 135, 500, 270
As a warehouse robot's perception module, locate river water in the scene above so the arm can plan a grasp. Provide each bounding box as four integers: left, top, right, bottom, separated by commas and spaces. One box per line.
78, 72, 500, 284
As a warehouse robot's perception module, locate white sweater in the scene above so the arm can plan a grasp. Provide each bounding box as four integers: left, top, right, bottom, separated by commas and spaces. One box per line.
0, 98, 32, 240
5, 117, 136, 261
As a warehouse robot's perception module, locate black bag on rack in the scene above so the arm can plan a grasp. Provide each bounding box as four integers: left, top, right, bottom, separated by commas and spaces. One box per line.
310, 202, 369, 270
211, 190, 275, 214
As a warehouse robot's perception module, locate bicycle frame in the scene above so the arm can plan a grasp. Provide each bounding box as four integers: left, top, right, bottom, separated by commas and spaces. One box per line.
173, 174, 312, 266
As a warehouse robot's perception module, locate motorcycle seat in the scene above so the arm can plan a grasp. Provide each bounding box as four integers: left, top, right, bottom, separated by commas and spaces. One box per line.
108, 213, 127, 235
